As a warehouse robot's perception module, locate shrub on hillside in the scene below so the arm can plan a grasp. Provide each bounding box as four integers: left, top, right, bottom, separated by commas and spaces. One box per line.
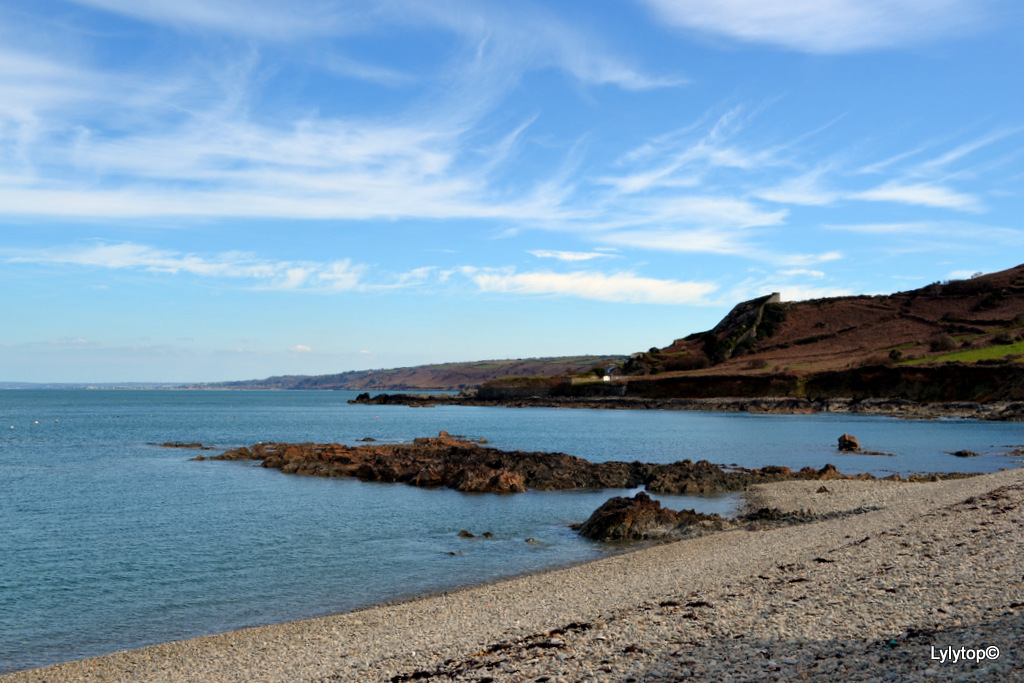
661, 353, 710, 372
993, 331, 1016, 345
929, 335, 958, 352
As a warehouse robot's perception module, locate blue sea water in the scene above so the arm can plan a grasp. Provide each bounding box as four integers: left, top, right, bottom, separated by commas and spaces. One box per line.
1, 389, 1022, 673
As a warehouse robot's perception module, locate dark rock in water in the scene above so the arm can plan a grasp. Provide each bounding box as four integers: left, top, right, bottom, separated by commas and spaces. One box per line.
161, 442, 214, 450
951, 449, 981, 457
577, 492, 730, 541
838, 433, 861, 452
208, 432, 883, 496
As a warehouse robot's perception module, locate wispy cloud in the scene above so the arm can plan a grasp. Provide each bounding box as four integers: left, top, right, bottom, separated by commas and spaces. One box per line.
322, 55, 412, 86
529, 250, 614, 262
917, 127, 1023, 171
823, 221, 935, 234
0, 0, 682, 226
4, 242, 367, 292
637, 0, 1001, 53
0, 3, 1017, 283
459, 266, 718, 304
724, 274, 854, 305
823, 221, 1024, 251
755, 168, 840, 206
595, 228, 757, 256
64, 0, 361, 41
413, 2, 685, 92
599, 106, 778, 195
853, 181, 983, 212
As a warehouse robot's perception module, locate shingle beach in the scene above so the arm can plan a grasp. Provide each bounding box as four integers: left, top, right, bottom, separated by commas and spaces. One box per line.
6, 467, 1023, 682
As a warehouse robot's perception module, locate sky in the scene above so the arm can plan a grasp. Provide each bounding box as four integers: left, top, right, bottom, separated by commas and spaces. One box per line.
2, 1, 1024, 383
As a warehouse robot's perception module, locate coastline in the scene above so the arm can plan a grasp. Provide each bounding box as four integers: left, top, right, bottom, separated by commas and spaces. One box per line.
6, 467, 1023, 682
350, 392, 1024, 421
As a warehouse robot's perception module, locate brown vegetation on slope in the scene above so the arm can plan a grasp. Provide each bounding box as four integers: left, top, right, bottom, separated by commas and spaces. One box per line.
631, 263, 1024, 378
205, 356, 624, 391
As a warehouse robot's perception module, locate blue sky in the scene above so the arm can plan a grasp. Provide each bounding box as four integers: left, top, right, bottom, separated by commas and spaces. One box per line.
2, 0, 1023, 383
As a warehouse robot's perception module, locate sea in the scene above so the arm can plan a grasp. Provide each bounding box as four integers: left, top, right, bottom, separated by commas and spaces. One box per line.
1, 389, 1022, 673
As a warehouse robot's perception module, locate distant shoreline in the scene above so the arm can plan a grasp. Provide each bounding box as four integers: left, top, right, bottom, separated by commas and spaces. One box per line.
350, 392, 1024, 421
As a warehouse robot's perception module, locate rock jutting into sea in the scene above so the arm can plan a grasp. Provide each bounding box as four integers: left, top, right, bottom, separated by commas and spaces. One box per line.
198, 431, 966, 497
573, 490, 889, 542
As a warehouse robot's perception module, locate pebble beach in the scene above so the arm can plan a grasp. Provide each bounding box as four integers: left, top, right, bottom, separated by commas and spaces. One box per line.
5, 467, 1023, 682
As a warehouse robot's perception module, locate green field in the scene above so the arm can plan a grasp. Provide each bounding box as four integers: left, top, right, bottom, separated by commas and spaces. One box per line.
902, 340, 1024, 365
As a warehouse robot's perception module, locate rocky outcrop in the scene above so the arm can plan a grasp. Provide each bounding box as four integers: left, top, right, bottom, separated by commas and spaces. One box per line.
838, 433, 861, 452
203, 433, 892, 496
701, 293, 784, 364
576, 492, 730, 541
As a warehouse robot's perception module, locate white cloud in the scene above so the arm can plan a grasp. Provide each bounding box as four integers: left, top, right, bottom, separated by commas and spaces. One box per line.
415, 2, 685, 92
823, 221, 934, 234
314, 260, 364, 291
596, 228, 755, 256
290, 345, 312, 353
652, 196, 788, 229
600, 107, 779, 195
460, 266, 717, 304
4, 242, 366, 292
67, 0, 683, 93
775, 285, 857, 302
46, 337, 96, 347
780, 269, 825, 278
918, 128, 1023, 170
725, 279, 854, 304
0, 1, 684, 226
756, 169, 840, 206
854, 181, 983, 212
64, 0, 356, 41
637, 0, 999, 53
592, 229, 843, 269
775, 251, 843, 266
528, 250, 614, 262
947, 269, 984, 280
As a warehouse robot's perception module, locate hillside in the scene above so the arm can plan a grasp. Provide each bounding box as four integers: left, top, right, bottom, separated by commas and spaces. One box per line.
625, 263, 1024, 378
202, 356, 624, 391
209, 264, 1024, 401
470, 263, 1024, 404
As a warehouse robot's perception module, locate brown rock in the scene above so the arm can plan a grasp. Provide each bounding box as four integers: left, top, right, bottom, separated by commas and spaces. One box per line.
817, 463, 844, 480
207, 437, 878, 497
577, 492, 730, 541
838, 433, 861, 452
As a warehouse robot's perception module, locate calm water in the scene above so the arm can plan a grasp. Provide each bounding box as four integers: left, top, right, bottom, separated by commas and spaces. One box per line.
1, 390, 1021, 673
